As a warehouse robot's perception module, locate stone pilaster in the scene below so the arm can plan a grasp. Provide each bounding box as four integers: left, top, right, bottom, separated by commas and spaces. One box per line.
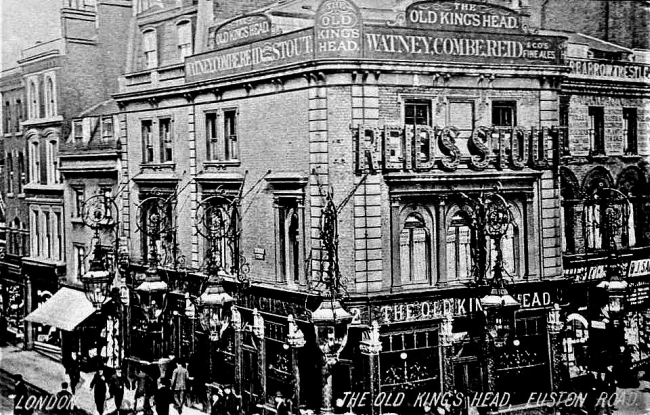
24, 273, 33, 351
287, 314, 305, 411
439, 314, 455, 391
360, 321, 382, 415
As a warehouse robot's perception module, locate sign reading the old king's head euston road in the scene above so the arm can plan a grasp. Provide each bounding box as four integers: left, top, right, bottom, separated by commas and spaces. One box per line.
185, 0, 564, 83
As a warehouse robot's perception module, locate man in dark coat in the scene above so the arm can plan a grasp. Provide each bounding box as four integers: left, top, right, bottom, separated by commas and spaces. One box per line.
55, 382, 74, 415
65, 352, 81, 394
90, 370, 108, 415
13, 374, 29, 415
274, 391, 290, 415
171, 360, 192, 414
155, 378, 173, 415
109, 369, 126, 414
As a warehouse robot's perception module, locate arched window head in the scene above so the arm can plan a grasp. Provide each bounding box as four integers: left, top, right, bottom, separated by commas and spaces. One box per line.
400, 211, 431, 284
142, 29, 158, 69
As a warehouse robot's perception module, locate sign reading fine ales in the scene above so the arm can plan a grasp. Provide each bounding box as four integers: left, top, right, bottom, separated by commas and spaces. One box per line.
405, 0, 525, 34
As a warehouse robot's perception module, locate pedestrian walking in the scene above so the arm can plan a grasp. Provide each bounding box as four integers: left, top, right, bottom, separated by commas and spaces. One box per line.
66, 352, 81, 394
110, 369, 126, 414
171, 360, 191, 414
154, 378, 173, 415
134, 368, 155, 414
13, 374, 29, 415
90, 370, 108, 415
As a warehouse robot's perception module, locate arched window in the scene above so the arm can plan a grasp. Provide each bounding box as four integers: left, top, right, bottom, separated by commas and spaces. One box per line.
177, 21, 193, 60
142, 29, 158, 69
29, 141, 40, 184
446, 210, 473, 283
46, 140, 59, 184
561, 168, 581, 254
400, 212, 431, 284
488, 203, 521, 279
44, 76, 56, 117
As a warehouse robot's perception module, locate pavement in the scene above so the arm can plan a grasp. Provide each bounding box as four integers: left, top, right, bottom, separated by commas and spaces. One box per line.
0, 343, 208, 415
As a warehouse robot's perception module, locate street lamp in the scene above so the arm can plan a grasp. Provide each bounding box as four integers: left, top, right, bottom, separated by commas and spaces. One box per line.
312, 297, 354, 364
196, 275, 234, 341
81, 242, 113, 309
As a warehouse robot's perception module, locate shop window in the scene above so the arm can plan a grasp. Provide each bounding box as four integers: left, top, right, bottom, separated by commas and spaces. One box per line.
446, 211, 473, 282
399, 212, 431, 284
266, 321, 292, 402
142, 29, 158, 69
496, 315, 550, 404
223, 109, 238, 161
29, 141, 40, 184
206, 112, 219, 161
101, 116, 114, 142
277, 199, 302, 284
177, 21, 193, 60
160, 118, 173, 162
623, 108, 638, 155
141, 120, 154, 163
379, 330, 440, 396
492, 101, 517, 127
588, 107, 605, 155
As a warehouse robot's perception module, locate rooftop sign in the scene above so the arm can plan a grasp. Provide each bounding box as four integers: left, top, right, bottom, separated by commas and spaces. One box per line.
315, 0, 363, 58
568, 59, 650, 83
208, 14, 273, 50
405, 0, 526, 33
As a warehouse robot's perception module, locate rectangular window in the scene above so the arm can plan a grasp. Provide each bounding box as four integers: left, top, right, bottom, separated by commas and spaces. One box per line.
46, 140, 59, 184
55, 211, 62, 261
588, 107, 605, 155
623, 108, 638, 154
206, 112, 218, 160
223, 109, 238, 161
177, 22, 193, 60
16, 100, 23, 130
491, 101, 516, 127
101, 116, 114, 141
6, 153, 13, 194
141, 120, 154, 163
75, 245, 86, 279
143, 30, 158, 69
277, 199, 302, 284
29, 142, 40, 184
17, 152, 24, 194
44, 210, 52, 258
404, 100, 431, 126
3, 101, 11, 133
74, 120, 83, 142
74, 187, 85, 218
160, 118, 173, 162
32, 210, 40, 256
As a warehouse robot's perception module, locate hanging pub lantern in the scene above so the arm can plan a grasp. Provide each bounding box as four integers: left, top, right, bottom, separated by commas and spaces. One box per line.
196, 276, 234, 341
135, 266, 169, 322
81, 244, 114, 310
311, 297, 354, 364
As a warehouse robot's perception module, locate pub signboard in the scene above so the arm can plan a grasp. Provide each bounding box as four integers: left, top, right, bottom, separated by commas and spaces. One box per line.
186, 0, 565, 83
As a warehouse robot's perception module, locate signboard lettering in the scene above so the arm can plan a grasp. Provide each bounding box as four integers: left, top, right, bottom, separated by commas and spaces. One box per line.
208, 15, 272, 50
405, 1, 524, 33
514, 291, 552, 309
565, 264, 608, 281
315, 0, 362, 58
569, 59, 650, 83
629, 259, 650, 278
364, 27, 561, 64
238, 291, 308, 319
186, 29, 314, 83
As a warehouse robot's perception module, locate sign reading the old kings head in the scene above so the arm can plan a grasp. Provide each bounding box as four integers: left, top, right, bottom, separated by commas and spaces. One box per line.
315, 0, 363, 58
208, 14, 272, 50
405, 1, 525, 33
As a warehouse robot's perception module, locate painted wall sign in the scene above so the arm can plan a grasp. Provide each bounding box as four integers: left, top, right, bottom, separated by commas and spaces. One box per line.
364, 27, 562, 65
186, 29, 314, 83
568, 59, 650, 83
405, 1, 525, 33
629, 259, 650, 278
355, 124, 556, 173
315, 0, 363, 58
564, 264, 608, 281
628, 280, 650, 308
208, 14, 273, 50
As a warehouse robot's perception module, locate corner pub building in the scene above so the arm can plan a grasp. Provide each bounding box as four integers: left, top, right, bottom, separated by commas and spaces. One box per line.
113, 0, 568, 413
